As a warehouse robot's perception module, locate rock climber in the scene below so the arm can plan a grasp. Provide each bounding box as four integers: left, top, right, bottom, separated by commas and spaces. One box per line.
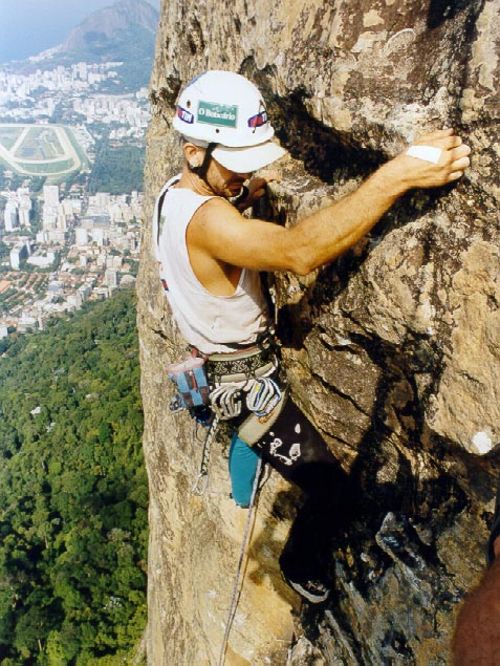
153, 70, 471, 603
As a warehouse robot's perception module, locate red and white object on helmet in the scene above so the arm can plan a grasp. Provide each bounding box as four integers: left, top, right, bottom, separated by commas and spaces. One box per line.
172, 70, 287, 173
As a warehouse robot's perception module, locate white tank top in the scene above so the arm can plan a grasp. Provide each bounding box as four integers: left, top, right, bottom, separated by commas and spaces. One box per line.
152, 175, 269, 353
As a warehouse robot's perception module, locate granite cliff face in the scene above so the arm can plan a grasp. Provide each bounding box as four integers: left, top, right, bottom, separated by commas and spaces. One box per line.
137, 0, 499, 663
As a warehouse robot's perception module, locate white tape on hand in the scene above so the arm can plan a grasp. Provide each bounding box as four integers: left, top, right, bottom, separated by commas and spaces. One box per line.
406, 145, 443, 164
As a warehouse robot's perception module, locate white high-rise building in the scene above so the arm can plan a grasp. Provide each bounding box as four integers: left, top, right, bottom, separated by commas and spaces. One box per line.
109, 203, 124, 223
96, 192, 111, 209
47, 230, 65, 244
27, 253, 55, 268
92, 228, 105, 246
108, 255, 122, 270
67, 292, 83, 310
63, 199, 82, 216
10, 244, 28, 270
105, 269, 118, 288
56, 206, 67, 231
10, 247, 20, 270
4, 201, 19, 231
77, 62, 88, 80
43, 185, 59, 207
43, 185, 60, 231
75, 228, 88, 246
19, 195, 32, 228
79, 283, 92, 300
42, 212, 57, 231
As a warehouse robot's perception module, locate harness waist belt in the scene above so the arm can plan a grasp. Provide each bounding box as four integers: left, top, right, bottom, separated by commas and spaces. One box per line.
206, 347, 277, 384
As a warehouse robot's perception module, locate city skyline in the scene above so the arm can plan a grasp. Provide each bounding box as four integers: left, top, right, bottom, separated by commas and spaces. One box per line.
0, 12, 150, 337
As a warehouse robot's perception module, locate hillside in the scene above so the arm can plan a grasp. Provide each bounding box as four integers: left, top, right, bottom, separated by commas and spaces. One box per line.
0, 289, 147, 665
60, 0, 158, 61
18, 0, 159, 90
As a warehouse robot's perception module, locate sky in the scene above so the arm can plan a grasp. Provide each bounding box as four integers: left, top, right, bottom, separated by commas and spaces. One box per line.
0, 0, 160, 63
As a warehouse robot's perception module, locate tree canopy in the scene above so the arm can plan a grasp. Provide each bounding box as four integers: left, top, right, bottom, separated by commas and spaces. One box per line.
0, 289, 147, 665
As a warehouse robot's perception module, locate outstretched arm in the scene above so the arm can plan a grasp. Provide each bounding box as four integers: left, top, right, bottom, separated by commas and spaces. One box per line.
189, 129, 471, 275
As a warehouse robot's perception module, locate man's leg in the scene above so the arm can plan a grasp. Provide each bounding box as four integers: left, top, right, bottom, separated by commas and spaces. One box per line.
255, 398, 347, 601
228, 432, 261, 508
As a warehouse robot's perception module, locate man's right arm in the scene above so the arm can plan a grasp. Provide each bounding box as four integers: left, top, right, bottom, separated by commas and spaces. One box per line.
190, 129, 471, 275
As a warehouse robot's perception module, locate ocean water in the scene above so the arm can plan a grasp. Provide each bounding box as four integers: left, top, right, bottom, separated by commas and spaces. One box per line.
0, 0, 160, 63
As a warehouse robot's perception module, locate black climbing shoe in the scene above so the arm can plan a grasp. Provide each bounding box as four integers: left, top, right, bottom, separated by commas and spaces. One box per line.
282, 573, 330, 603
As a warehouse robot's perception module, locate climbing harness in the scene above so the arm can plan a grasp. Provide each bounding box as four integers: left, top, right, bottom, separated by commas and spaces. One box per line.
218, 455, 264, 666
165, 331, 286, 496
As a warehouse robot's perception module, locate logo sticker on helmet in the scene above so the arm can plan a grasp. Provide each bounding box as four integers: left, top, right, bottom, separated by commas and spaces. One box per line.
197, 100, 238, 128
176, 106, 194, 124
247, 110, 268, 128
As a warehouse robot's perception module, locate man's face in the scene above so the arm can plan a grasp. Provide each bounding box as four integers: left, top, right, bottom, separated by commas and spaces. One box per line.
183, 142, 251, 197
205, 157, 251, 199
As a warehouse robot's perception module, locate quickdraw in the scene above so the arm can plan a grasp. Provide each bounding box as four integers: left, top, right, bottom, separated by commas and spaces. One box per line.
191, 414, 220, 496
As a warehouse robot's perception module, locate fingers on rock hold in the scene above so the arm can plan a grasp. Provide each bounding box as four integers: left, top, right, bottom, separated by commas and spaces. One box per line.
453, 156, 471, 170
438, 134, 462, 150
422, 128, 455, 141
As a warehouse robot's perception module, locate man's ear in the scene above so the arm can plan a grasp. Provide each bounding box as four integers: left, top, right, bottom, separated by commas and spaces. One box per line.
182, 142, 205, 169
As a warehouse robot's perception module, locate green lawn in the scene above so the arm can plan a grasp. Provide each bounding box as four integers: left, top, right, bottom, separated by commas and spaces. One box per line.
15, 127, 65, 160
0, 126, 24, 151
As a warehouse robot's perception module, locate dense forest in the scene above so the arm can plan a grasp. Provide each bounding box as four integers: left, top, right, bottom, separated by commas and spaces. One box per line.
0, 289, 147, 665
88, 140, 145, 195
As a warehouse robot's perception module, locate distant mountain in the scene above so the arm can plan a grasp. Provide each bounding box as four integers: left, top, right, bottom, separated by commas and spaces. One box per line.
60, 0, 158, 59
24, 0, 159, 90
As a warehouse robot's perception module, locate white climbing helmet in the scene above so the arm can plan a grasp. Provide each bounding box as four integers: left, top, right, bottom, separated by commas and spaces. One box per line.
172, 70, 287, 173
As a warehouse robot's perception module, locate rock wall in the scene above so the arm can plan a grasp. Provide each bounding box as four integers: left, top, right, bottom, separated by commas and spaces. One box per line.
137, 0, 499, 663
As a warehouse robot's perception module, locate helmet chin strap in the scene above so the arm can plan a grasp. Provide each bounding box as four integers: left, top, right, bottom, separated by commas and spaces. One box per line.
188, 142, 217, 184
